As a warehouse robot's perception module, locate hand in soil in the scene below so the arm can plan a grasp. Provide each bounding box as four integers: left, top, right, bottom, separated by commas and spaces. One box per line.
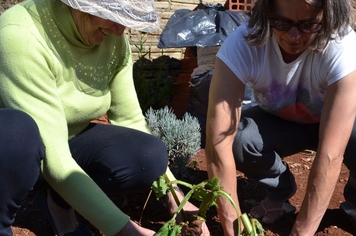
166, 191, 210, 236
181, 219, 203, 236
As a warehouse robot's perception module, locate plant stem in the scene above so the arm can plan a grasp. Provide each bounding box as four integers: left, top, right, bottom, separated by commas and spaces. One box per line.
212, 189, 243, 235
164, 175, 189, 221
241, 213, 253, 235
172, 180, 193, 189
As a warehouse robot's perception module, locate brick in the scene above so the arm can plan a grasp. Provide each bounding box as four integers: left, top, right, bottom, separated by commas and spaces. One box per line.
229, 0, 254, 12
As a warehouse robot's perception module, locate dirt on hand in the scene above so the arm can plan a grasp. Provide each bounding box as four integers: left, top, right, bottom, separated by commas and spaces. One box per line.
182, 219, 203, 236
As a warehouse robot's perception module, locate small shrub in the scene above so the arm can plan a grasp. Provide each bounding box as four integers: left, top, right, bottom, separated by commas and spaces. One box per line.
146, 106, 201, 178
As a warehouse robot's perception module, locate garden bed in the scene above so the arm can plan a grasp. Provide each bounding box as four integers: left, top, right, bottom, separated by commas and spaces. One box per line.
12, 149, 356, 236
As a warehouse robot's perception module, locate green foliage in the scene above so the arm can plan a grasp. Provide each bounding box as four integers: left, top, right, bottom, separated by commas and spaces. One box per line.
146, 105, 263, 236
145, 106, 201, 178
151, 174, 265, 236
133, 32, 175, 114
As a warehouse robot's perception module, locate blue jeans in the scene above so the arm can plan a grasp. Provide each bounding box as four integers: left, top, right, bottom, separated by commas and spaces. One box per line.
0, 109, 45, 236
49, 122, 168, 209
233, 106, 356, 202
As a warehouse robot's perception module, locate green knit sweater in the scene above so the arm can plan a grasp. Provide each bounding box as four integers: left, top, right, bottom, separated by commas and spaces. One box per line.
0, 0, 174, 234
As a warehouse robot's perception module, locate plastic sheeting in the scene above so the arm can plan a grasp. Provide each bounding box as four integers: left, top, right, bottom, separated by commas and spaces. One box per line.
157, 3, 250, 48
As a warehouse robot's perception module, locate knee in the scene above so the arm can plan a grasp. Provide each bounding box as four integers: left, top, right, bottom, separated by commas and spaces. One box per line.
115, 134, 168, 188
233, 118, 274, 177
0, 109, 44, 163
142, 135, 168, 175
130, 136, 168, 187
233, 119, 263, 165
0, 109, 38, 136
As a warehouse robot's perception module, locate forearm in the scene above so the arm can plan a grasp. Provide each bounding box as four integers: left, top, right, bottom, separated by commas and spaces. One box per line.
206, 147, 240, 236
292, 73, 356, 235
204, 57, 245, 235
291, 153, 343, 236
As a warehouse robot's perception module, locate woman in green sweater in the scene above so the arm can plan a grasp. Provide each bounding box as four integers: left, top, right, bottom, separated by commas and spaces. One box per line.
0, 0, 209, 235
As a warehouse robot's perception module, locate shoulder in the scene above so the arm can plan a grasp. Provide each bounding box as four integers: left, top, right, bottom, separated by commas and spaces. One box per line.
315, 27, 356, 84
323, 27, 356, 56
219, 23, 250, 58
216, 22, 270, 84
217, 21, 269, 69
0, 1, 43, 49
0, 2, 36, 30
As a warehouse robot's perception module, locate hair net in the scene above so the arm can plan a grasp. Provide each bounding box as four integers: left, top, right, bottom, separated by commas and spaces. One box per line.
61, 0, 160, 33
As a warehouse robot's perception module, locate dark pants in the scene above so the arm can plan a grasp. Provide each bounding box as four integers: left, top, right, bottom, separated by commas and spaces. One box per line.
0, 110, 167, 234
0, 109, 45, 236
233, 106, 356, 202
49, 122, 168, 209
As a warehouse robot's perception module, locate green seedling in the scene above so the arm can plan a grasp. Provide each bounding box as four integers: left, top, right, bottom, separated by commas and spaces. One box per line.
152, 174, 264, 236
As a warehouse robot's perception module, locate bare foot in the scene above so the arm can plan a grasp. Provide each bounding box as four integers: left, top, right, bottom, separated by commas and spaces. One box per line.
249, 198, 285, 224
46, 190, 79, 236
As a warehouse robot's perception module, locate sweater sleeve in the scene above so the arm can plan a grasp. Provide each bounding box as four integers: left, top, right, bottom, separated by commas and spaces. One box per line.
107, 45, 151, 133
0, 20, 129, 236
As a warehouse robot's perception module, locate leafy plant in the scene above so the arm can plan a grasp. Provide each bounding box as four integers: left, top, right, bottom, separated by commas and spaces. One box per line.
152, 174, 264, 236
133, 32, 175, 114
146, 106, 201, 178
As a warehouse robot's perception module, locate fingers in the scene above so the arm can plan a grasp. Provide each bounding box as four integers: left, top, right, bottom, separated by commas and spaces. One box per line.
201, 222, 211, 236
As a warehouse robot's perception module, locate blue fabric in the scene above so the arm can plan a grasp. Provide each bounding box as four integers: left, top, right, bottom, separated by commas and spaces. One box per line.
0, 109, 44, 236
50, 123, 168, 209
233, 106, 320, 201
233, 106, 356, 202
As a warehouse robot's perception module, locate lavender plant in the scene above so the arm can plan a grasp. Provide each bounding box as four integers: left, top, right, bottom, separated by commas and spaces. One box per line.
145, 106, 201, 178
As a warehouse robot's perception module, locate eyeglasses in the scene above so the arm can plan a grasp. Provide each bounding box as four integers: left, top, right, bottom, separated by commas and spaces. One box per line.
269, 19, 322, 34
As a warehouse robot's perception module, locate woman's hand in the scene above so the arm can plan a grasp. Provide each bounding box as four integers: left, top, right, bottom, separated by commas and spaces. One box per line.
165, 189, 211, 236
115, 220, 155, 236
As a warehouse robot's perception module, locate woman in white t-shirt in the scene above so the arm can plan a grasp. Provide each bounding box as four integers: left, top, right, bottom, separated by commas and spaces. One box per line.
205, 0, 356, 235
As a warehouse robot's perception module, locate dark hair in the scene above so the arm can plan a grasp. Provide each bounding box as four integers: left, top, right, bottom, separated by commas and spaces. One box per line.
245, 0, 353, 52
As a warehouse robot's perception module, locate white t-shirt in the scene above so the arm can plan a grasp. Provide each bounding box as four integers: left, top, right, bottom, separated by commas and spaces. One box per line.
217, 22, 356, 123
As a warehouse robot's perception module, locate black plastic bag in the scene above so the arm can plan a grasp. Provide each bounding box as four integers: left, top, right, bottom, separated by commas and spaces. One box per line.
157, 3, 250, 48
